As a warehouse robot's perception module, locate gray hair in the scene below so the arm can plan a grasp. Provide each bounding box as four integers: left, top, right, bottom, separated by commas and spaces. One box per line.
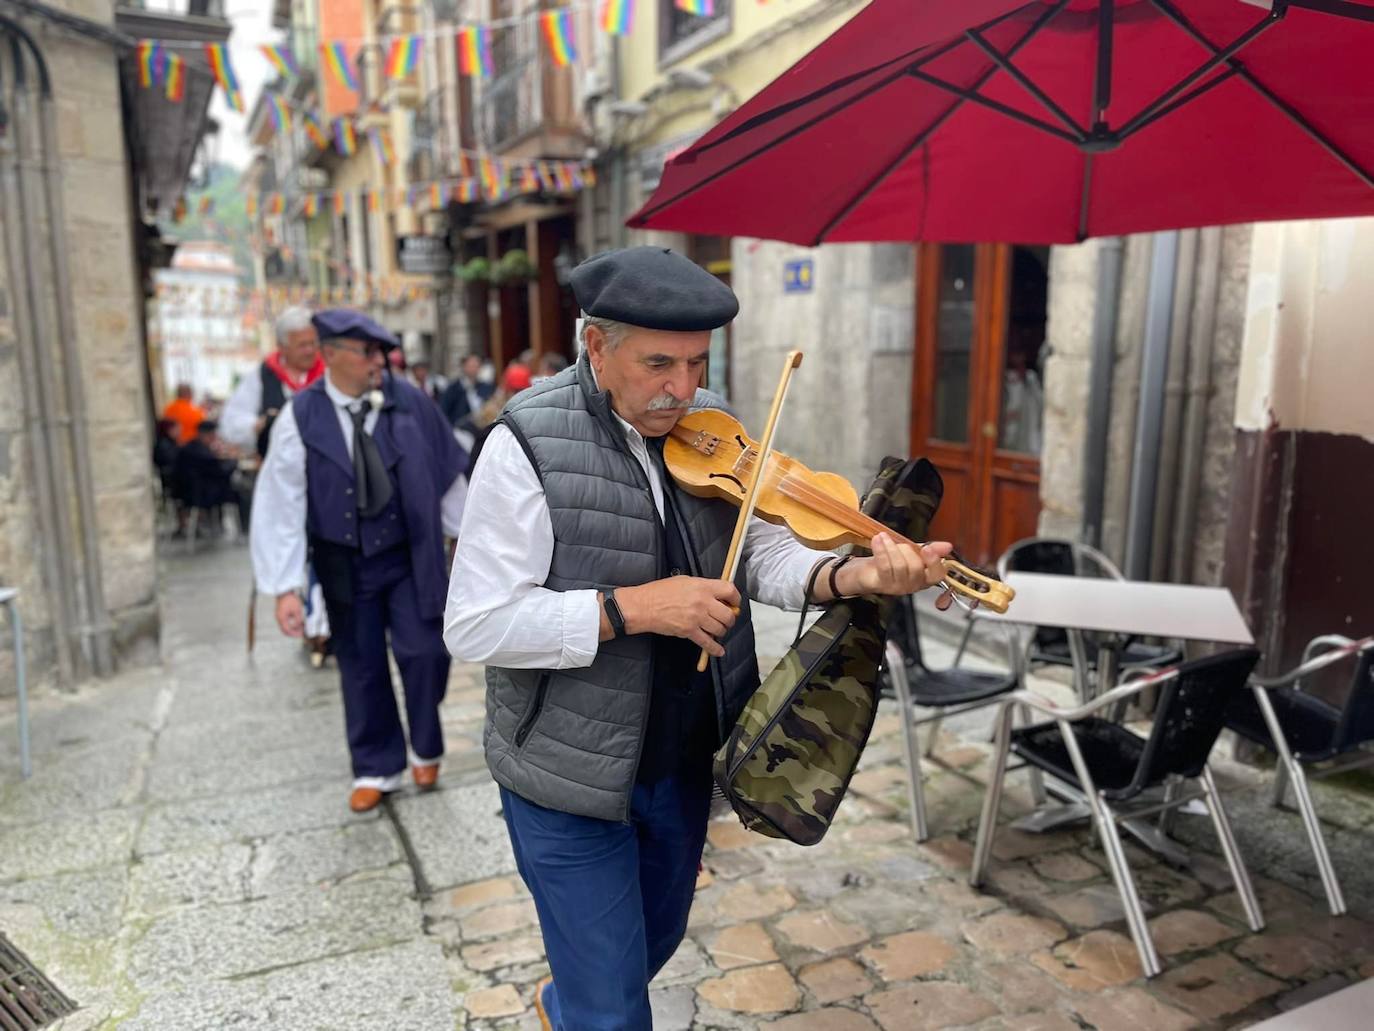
275, 305, 315, 343
579, 315, 630, 351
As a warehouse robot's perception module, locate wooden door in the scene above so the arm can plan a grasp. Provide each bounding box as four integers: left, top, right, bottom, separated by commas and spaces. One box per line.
910, 243, 1047, 566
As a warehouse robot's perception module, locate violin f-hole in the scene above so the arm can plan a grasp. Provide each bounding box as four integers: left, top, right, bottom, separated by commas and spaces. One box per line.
708, 472, 746, 496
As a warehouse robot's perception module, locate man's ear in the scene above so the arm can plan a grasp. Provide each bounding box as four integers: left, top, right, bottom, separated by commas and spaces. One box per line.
583, 324, 605, 370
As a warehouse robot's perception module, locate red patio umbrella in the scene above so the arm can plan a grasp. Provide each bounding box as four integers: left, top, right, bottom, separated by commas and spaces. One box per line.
629, 0, 1374, 244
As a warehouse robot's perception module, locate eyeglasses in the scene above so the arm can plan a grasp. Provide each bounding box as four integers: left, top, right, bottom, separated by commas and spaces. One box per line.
326, 340, 386, 358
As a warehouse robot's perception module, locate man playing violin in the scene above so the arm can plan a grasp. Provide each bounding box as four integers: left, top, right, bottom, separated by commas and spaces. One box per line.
444, 246, 954, 1031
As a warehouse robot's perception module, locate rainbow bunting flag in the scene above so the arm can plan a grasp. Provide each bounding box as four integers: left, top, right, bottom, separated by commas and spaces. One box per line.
332, 191, 348, 216
366, 190, 380, 213
303, 114, 329, 150
259, 43, 299, 79
165, 54, 186, 102
540, 11, 577, 68
519, 165, 539, 192
458, 27, 494, 79
479, 156, 500, 197
368, 129, 395, 166
246, 194, 258, 218
303, 194, 319, 218
583, 165, 598, 188
173, 197, 187, 222
204, 43, 244, 113
674, 0, 714, 14
430, 181, 445, 208
457, 180, 475, 203
320, 41, 360, 92
333, 118, 358, 156
197, 195, 214, 215
600, 0, 635, 36
536, 161, 556, 192
554, 163, 574, 192
136, 41, 157, 88
268, 94, 291, 134
385, 34, 422, 80
268, 193, 285, 215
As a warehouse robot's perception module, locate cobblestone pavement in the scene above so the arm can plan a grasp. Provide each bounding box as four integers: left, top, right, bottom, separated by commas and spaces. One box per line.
2, 546, 1372, 1030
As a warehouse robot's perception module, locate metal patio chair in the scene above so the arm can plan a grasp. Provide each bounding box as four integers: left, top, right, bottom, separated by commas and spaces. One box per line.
1223, 634, 1374, 917
971, 648, 1265, 978
883, 595, 1025, 842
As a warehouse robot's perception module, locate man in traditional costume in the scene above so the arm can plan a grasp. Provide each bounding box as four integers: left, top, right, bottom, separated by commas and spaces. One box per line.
253, 309, 467, 812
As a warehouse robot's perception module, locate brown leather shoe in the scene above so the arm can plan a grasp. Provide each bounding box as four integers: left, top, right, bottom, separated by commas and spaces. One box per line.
533, 975, 553, 1031
349, 787, 384, 813
412, 763, 440, 790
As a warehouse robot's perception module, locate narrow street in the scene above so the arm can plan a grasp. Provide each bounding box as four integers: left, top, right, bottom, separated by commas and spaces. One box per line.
2, 544, 1373, 1030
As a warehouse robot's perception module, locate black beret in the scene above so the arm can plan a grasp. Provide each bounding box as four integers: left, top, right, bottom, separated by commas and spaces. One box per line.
570, 246, 738, 331
312, 308, 399, 350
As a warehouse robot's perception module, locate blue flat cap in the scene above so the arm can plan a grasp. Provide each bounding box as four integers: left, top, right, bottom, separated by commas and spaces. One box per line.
312, 308, 399, 350
570, 246, 738, 332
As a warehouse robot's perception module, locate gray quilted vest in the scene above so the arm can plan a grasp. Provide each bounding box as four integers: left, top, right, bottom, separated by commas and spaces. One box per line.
483, 353, 760, 822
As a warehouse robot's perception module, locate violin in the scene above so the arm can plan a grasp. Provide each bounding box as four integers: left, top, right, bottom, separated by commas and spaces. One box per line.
663, 409, 1015, 615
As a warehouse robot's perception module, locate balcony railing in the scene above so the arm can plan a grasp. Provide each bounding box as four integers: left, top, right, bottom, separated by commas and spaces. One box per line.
475, 18, 585, 159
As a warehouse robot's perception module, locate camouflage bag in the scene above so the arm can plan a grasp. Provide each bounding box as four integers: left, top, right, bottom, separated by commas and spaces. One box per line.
713, 457, 944, 846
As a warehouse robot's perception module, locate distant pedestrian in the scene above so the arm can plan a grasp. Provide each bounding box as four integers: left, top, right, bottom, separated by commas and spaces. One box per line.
251, 309, 468, 812
438, 353, 496, 433
162, 383, 205, 445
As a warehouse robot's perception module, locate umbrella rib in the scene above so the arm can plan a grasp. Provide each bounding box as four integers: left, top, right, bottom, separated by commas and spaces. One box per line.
1285, 0, 1374, 22
1117, 67, 1239, 142
807, 3, 1065, 245
964, 27, 1087, 137
1151, 0, 1374, 190
907, 69, 1082, 145
1116, 8, 1280, 140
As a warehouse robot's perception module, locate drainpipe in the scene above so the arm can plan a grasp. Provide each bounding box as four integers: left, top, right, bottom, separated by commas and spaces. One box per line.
23, 19, 115, 674
1123, 230, 1179, 580
1148, 228, 1198, 582
0, 30, 76, 685
1081, 236, 1123, 549
1169, 226, 1222, 584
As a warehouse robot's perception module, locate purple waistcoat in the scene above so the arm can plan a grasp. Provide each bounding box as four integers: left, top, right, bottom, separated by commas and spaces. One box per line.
294, 376, 466, 620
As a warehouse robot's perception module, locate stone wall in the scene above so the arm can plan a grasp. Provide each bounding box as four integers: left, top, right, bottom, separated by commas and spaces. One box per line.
0, 1, 159, 692
730, 240, 914, 491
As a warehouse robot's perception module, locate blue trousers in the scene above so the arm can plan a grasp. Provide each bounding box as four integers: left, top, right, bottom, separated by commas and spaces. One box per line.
501, 768, 712, 1031
324, 547, 450, 778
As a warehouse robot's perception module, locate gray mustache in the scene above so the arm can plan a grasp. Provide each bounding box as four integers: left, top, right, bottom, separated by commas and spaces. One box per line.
647, 395, 689, 411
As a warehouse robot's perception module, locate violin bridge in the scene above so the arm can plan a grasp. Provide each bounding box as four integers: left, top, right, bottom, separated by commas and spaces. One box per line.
733, 446, 753, 476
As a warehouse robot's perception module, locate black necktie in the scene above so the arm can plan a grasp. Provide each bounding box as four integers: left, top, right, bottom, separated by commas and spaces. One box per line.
350, 401, 393, 519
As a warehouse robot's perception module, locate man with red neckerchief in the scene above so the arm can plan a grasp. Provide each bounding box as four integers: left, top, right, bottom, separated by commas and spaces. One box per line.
221, 306, 326, 458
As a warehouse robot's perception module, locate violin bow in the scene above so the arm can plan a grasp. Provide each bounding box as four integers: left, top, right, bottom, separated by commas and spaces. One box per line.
696, 350, 804, 673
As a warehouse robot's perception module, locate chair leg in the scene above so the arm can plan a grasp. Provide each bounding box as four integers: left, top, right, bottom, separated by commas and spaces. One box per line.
1016, 703, 1046, 806
1200, 766, 1265, 932
970, 702, 1013, 888
1270, 756, 1290, 809
886, 644, 929, 843
1157, 777, 1181, 837
1249, 686, 1345, 915
923, 716, 942, 758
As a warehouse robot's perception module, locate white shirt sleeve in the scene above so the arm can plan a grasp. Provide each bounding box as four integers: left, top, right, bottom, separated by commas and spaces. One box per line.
249, 404, 308, 596
439, 470, 468, 539
220, 369, 263, 450
743, 518, 834, 612
443, 424, 601, 669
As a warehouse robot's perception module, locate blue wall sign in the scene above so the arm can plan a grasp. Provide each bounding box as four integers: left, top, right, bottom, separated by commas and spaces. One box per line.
783, 258, 814, 293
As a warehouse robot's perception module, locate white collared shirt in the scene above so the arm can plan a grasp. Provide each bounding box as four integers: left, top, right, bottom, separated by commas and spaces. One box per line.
250, 373, 468, 596
443, 397, 829, 670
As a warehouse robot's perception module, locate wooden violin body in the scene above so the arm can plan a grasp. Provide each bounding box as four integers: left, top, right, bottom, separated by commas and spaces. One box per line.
664, 408, 1015, 614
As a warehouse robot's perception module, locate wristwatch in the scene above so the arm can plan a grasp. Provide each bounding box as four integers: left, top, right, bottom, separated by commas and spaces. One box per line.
603, 589, 628, 638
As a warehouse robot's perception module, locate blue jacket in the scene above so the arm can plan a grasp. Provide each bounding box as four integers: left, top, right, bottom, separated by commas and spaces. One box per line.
294, 376, 465, 619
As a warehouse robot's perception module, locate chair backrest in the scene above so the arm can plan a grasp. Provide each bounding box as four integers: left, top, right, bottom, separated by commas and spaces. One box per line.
1332, 646, 1374, 753
998, 538, 1124, 651
1130, 648, 1261, 791
888, 594, 928, 673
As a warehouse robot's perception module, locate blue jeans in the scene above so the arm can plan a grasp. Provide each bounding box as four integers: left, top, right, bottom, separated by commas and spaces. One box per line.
500, 769, 712, 1031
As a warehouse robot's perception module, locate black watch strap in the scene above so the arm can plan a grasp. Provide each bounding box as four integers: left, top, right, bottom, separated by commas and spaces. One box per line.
604, 589, 628, 638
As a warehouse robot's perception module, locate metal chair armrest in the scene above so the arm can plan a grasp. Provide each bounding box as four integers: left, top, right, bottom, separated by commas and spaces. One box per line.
1252, 636, 1374, 690
1002, 667, 1177, 723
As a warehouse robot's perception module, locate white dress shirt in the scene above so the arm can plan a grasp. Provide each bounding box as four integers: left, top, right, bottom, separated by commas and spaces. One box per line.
444, 407, 830, 670
250, 373, 469, 596
219, 367, 268, 450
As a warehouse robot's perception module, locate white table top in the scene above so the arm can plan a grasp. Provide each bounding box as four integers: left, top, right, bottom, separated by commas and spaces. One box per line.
1247, 975, 1374, 1030
975, 573, 1254, 645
